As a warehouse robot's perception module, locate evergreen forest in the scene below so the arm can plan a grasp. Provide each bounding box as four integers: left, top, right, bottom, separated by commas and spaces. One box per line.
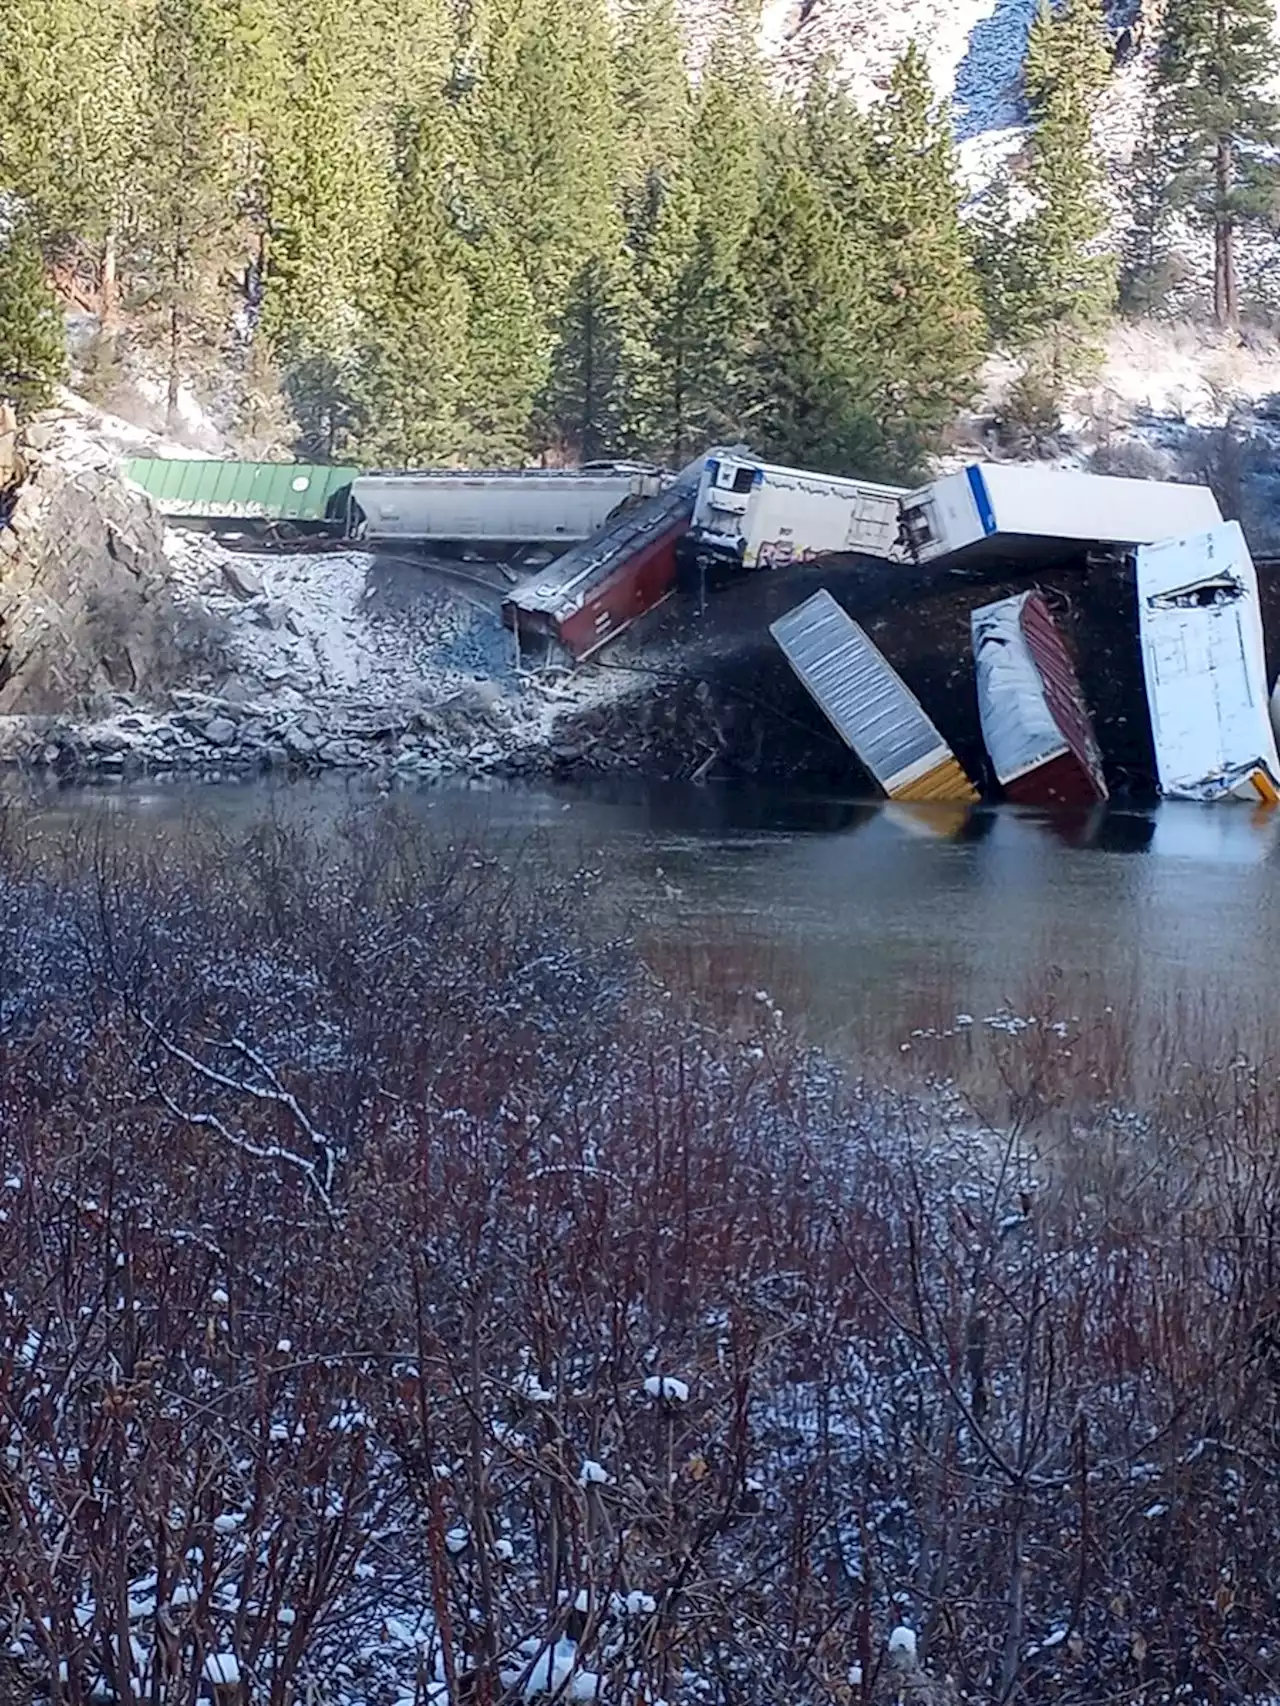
0, 0, 1276, 475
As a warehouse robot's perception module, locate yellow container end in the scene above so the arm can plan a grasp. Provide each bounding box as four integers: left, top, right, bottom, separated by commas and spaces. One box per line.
889, 756, 980, 805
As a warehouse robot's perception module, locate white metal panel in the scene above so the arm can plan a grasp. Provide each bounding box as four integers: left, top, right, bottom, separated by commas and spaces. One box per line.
981, 464, 1221, 545
1136, 521, 1280, 801
971, 594, 1066, 784
692, 455, 904, 567
901, 465, 1222, 565
770, 589, 955, 794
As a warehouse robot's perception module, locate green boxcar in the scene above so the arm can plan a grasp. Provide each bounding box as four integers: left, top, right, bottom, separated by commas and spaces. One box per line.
124, 459, 358, 526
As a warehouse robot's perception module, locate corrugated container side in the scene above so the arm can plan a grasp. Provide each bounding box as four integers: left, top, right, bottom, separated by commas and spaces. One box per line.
971, 590, 1107, 805
771, 589, 977, 801
125, 459, 354, 521
1017, 592, 1107, 797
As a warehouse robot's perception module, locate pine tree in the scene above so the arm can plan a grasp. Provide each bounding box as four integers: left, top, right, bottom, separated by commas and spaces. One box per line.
736, 163, 879, 474
464, 0, 624, 306
349, 110, 470, 467
540, 253, 628, 461
801, 58, 874, 218
1151, 0, 1280, 326
615, 0, 692, 192
259, 0, 395, 387
136, 0, 242, 430
619, 166, 701, 462
0, 0, 141, 314
456, 228, 547, 463
979, 0, 1115, 391
658, 31, 767, 454
863, 44, 986, 471
0, 216, 65, 418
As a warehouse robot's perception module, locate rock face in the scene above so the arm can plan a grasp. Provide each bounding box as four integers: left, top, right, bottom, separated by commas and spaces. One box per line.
0, 428, 227, 716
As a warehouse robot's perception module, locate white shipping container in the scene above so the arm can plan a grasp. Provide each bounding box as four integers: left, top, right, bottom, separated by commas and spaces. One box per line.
1136, 520, 1280, 803
352, 466, 666, 547
691, 454, 905, 569
770, 590, 977, 802
900, 464, 1222, 567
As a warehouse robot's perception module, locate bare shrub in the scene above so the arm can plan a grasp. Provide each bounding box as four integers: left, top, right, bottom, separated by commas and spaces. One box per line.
2, 807, 1280, 1705
1087, 438, 1170, 481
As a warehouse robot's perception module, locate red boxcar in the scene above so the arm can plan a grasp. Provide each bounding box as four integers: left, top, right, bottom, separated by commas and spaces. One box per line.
971, 589, 1108, 807
503, 463, 700, 660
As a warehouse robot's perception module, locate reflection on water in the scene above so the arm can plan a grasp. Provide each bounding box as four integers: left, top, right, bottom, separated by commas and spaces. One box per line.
9, 775, 1280, 1052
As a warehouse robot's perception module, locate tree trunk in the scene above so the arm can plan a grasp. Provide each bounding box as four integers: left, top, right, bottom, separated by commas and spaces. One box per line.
1214, 138, 1238, 328
167, 301, 181, 434
100, 229, 119, 331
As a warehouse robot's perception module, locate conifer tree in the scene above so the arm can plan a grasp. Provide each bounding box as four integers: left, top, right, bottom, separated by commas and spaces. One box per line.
666, 32, 768, 451
801, 59, 874, 218
615, 0, 692, 192
978, 0, 1115, 391
464, 0, 624, 306
349, 111, 470, 467
137, 0, 241, 429
259, 0, 394, 373
863, 44, 986, 471
0, 216, 65, 418
0, 0, 140, 313
457, 228, 547, 463
541, 254, 628, 460
1151, 0, 1280, 326
736, 164, 879, 474
619, 167, 701, 462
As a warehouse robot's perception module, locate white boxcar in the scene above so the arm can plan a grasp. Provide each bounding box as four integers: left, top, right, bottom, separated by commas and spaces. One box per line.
352, 464, 667, 547
770, 589, 977, 802
1136, 520, 1280, 803
690, 453, 905, 568
900, 464, 1223, 568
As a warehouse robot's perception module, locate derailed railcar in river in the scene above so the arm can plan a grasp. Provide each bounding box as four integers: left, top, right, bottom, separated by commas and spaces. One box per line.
971, 589, 1108, 807
770, 589, 978, 803
1136, 520, 1280, 803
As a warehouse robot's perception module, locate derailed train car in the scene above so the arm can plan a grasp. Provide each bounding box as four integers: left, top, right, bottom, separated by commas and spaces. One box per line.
1136, 521, 1280, 803
770, 589, 978, 803
502, 462, 703, 659
971, 590, 1108, 807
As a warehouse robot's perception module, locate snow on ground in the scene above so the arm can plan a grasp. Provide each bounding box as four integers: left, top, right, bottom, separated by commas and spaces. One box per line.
162, 531, 519, 717
52, 389, 217, 463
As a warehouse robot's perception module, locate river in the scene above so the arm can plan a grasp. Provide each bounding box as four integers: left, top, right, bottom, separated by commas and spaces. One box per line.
14, 775, 1280, 1069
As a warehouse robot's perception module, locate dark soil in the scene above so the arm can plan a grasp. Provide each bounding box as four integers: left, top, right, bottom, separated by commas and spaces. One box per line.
555, 549, 1280, 802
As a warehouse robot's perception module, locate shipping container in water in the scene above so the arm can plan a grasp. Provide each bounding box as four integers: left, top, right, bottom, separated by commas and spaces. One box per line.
1136, 521, 1280, 803
770, 589, 978, 802
971, 590, 1108, 807
900, 464, 1222, 570
690, 454, 905, 569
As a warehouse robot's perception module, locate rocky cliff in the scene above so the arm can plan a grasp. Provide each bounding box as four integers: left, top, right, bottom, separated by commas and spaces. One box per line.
0, 421, 226, 719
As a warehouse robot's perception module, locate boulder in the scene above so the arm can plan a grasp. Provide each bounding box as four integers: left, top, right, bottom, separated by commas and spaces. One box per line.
202, 716, 238, 747
282, 726, 315, 759
220, 559, 265, 601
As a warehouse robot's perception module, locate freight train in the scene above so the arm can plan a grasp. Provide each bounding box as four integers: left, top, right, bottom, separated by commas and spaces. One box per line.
124, 458, 667, 549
